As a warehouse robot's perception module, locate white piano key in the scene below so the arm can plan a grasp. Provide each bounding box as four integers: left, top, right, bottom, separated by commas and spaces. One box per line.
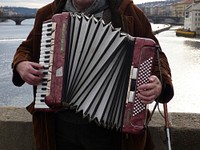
39, 55, 50, 60
37, 81, 48, 87
37, 85, 47, 91
36, 88, 47, 94
34, 102, 49, 109
41, 34, 51, 40
42, 27, 52, 32
42, 31, 51, 36
42, 22, 52, 28
35, 96, 45, 101
40, 49, 50, 53
42, 26, 52, 31
39, 57, 50, 63
41, 38, 52, 44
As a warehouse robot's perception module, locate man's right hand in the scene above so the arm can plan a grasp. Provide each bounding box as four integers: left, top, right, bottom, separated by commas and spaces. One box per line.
16, 61, 44, 85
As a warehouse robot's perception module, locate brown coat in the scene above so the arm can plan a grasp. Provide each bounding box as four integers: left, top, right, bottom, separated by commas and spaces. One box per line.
12, 0, 174, 149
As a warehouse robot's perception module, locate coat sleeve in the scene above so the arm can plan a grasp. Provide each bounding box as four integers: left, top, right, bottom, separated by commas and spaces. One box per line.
11, 2, 56, 87
118, 0, 174, 103
11, 26, 34, 86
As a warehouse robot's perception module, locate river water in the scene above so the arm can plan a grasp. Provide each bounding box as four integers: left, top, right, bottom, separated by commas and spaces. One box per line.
0, 20, 200, 113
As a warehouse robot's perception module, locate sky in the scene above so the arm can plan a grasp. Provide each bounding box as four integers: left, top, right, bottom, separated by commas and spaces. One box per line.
0, 0, 163, 8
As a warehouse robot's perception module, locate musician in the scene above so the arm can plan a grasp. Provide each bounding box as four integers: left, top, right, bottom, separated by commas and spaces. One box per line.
12, 0, 174, 150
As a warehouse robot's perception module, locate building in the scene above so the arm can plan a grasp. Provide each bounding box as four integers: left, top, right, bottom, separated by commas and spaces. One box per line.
184, 0, 200, 34
137, 0, 188, 17
171, 0, 192, 17
0, 6, 4, 16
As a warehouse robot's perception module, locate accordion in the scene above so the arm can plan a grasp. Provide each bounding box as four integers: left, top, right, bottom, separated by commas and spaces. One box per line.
35, 12, 157, 133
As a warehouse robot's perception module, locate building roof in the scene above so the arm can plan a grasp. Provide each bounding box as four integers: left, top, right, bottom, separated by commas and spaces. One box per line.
180, 0, 193, 4
185, 2, 200, 11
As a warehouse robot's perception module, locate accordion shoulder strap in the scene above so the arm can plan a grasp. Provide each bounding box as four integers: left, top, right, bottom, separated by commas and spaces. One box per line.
108, 0, 123, 28
109, 0, 122, 7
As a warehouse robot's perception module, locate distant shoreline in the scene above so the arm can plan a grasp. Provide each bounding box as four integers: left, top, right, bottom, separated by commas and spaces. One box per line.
152, 24, 171, 35
0, 19, 7, 22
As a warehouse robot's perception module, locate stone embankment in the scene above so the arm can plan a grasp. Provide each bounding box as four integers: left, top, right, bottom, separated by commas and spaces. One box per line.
153, 24, 172, 35
0, 107, 200, 150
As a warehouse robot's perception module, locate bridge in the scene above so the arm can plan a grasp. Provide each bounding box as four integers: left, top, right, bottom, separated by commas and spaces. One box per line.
0, 14, 35, 25
1, 14, 184, 25
147, 15, 184, 25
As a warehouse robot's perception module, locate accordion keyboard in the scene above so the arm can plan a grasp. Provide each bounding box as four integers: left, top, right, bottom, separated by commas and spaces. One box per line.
35, 22, 54, 109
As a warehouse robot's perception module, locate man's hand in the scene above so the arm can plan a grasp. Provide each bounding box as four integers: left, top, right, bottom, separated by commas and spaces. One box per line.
16, 61, 44, 85
138, 75, 162, 104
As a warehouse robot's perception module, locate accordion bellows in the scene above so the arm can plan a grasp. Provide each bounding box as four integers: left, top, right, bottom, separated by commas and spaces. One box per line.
35, 12, 157, 133
64, 14, 132, 129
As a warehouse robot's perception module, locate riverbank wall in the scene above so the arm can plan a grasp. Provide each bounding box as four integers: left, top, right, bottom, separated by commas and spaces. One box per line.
0, 107, 200, 150
153, 24, 172, 35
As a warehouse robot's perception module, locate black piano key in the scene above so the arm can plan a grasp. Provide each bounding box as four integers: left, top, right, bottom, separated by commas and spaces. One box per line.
44, 60, 50, 63
44, 55, 50, 59
46, 39, 51, 43
43, 72, 48, 75
47, 28, 52, 32
45, 44, 51, 47
45, 51, 50, 54
42, 79, 48, 82
42, 83, 47, 86
40, 99, 45, 102
47, 23, 52, 27
41, 87, 47, 90
46, 33, 51, 36
41, 94, 46, 97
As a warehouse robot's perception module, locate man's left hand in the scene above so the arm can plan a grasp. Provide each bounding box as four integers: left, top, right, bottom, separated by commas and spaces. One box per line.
138, 75, 162, 104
